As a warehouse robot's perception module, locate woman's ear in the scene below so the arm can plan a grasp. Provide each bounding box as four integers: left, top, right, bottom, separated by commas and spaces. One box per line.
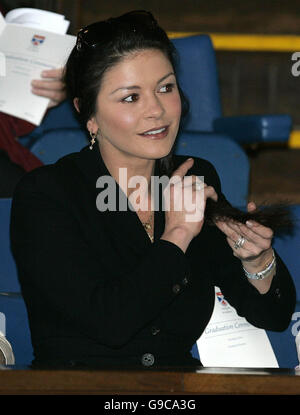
73, 97, 80, 113
87, 118, 98, 134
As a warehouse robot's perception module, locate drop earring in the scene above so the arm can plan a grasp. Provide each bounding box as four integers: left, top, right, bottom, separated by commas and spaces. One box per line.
89, 130, 98, 150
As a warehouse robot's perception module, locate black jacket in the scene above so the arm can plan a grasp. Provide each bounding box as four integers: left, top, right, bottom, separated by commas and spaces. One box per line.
10, 144, 296, 368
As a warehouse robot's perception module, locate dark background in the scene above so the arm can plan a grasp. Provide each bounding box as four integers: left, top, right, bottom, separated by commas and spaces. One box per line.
2, 0, 300, 125
3, 0, 300, 34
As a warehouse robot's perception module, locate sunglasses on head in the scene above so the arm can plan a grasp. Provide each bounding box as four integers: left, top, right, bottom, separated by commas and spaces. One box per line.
76, 10, 158, 52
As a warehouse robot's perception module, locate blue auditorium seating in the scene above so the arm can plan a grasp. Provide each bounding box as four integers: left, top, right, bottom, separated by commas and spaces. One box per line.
172, 35, 292, 145
0, 198, 33, 366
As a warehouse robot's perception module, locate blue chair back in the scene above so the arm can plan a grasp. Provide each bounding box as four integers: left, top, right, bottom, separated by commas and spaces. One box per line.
30, 128, 88, 165
24, 100, 88, 164
0, 198, 33, 366
0, 199, 20, 293
172, 35, 222, 132
20, 100, 84, 148
266, 204, 300, 368
174, 131, 249, 208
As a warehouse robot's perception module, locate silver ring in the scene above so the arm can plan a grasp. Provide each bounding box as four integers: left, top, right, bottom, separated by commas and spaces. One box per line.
234, 236, 245, 250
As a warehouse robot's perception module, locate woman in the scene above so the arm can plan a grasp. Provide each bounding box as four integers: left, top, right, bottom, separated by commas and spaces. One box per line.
10, 10, 296, 369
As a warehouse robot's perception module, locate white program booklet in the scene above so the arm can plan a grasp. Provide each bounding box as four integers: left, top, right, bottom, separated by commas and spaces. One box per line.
196, 286, 279, 368
5, 8, 70, 34
0, 9, 76, 125
0, 313, 15, 365
0, 312, 5, 337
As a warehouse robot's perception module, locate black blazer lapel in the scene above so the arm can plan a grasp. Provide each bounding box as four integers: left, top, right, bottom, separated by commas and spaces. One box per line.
72, 144, 165, 260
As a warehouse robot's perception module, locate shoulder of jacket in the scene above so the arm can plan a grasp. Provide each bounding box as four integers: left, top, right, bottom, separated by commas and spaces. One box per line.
172, 154, 221, 190
14, 152, 81, 197
173, 154, 216, 172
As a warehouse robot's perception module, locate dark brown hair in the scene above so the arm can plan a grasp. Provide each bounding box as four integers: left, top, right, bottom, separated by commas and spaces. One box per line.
205, 198, 295, 235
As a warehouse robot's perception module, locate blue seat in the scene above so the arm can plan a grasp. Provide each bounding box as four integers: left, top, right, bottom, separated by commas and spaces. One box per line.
172, 35, 292, 144
20, 100, 86, 148
0, 198, 33, 366
266, 204, 300, 368
23, 100, 88, 164
30, 127, 88, 165
174, 131, 249, 207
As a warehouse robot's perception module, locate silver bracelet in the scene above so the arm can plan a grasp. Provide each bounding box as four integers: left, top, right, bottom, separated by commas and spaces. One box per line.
243, 251, 276, 280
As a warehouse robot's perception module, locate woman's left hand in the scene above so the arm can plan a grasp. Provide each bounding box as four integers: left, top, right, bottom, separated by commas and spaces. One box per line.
215, 201, 274, 272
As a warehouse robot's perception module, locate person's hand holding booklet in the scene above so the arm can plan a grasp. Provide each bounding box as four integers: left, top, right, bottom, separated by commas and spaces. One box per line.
0, 8, 75, 125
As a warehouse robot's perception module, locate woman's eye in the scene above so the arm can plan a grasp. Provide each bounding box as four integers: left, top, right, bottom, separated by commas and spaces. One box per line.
159, 83, 175, 93
122, 94, 139, 103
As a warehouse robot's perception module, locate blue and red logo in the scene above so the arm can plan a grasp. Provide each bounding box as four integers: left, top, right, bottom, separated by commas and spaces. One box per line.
31, 34, 45, 46
216, 291, 228, 306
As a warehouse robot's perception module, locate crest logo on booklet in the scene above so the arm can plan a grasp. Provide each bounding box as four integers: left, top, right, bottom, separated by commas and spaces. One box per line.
31, 34, 45, 46
216, 291, 228, 307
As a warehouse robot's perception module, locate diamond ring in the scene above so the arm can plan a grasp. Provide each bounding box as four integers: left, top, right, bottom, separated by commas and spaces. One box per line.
234, 236, 245, 250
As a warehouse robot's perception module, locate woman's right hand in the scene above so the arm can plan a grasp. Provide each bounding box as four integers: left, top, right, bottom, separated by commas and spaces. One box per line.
160, 158, 218, 252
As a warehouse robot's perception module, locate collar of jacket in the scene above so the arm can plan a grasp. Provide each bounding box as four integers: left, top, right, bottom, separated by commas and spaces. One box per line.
72, 143, 166, 254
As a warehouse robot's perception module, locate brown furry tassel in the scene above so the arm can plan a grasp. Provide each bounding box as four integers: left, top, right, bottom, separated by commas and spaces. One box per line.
205, 198, 296, 235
